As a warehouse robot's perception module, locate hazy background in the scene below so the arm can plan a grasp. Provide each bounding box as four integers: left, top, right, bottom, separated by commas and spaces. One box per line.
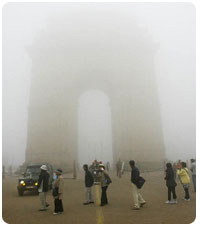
2, 3, 196, 169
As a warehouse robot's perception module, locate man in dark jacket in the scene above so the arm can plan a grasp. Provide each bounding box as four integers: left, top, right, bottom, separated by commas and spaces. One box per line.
190, 158, 196, 192
129, 160, 146, 210
165, 163, 177, 204
37, 165, 50, 211
83, 164, 94, 205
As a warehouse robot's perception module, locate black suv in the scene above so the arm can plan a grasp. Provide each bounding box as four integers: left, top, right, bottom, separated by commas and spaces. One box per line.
17, 163, 54, 196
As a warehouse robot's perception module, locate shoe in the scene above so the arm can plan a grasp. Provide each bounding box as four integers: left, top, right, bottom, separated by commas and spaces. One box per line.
165, 200, 172, 204
39, 208, 47, 211
89, 201, 94, 204
140, 202, 146, 207
184, 198, 190, 201
83, 202, 90, 205
132, 207, 140, 210
53, 212, 59, 215
171, 200, 178, 204
59, 211, 64, 214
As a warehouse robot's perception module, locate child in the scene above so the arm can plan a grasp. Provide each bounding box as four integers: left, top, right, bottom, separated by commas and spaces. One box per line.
177, 162, 190, 201
165, 163, 177, 204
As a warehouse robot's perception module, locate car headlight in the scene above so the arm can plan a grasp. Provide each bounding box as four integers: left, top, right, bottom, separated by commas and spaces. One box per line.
20, 180, 26, 186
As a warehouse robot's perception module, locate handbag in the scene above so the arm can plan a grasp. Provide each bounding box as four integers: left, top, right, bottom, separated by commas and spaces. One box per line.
52, 187, 59, 197
105, 173, 112, 185
136, 176, 145, 189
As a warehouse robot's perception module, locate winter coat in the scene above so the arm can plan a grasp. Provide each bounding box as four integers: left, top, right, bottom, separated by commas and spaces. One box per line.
99, 171, 111, 187
37, 170, 49, 192
177, 168, 190, 184
85, 170, 94, 187
131, 166, 140, 185
53, 175, 64, 200
165, 167, 177, 187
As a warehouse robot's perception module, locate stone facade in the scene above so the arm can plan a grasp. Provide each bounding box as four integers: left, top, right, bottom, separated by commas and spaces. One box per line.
25, 8, 165, 170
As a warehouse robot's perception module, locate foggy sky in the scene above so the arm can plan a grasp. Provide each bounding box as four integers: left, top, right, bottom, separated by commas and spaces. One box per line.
78, 90, 112, 165
2, 3, 196, 168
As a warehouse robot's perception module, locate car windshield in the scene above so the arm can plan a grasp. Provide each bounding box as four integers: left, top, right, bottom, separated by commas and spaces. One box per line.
26, 166, 41, 175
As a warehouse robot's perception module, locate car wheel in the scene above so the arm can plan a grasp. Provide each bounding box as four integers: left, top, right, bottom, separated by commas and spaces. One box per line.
49, 184, 52, 190
18, 189, 24, 196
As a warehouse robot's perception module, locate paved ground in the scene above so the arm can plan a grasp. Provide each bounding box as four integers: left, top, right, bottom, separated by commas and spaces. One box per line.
2, 171, 196, 224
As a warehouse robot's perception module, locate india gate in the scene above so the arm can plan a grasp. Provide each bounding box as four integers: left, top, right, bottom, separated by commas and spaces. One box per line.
25, 7, 165, 170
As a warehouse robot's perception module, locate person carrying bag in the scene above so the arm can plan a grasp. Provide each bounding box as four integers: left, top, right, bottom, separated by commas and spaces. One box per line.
52, 169, 64, 215
99, 164, 112, 206
129, 160, 146, 210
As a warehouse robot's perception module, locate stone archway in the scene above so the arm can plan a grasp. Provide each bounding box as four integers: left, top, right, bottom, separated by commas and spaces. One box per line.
25, 6, 165, 171
78, 90, 113, 166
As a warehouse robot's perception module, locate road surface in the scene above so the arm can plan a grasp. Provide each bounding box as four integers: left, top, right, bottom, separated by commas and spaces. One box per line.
2, 171, 196, 224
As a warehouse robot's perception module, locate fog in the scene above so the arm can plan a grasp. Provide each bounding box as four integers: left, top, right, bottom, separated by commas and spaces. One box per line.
2, 3, 195, 168
78, 90, 112, 165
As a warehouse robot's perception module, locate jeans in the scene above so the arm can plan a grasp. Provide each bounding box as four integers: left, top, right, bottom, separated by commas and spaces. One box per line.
39, 192, 47, 209
168, 186, 177, 201
85, 187, 93, 203
183, 187, 190, 199
101, 186, 108, 205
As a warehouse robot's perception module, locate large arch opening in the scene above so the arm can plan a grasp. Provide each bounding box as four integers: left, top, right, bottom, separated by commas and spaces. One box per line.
78, 90, 113, 167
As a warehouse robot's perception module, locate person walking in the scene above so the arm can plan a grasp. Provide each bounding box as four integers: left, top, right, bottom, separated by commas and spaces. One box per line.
129, 160, 146, 210
106, 161, 110, 172
37, 165, 50, 211
190, 159, 196, 192
165, 163, 177, 204
52, 169, 64, 215
99, 164, 112, 206
172, 163, 177, 180
177, 162, 191, 201
83, 164, 94, 205
116, 159, 122, 178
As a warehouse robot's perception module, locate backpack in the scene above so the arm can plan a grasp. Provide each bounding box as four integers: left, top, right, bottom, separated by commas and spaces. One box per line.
136, 176, 145, 189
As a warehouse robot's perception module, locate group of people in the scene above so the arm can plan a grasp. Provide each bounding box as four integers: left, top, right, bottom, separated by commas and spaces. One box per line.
89, 160, 110, 173
83, 163, 112, 206
165, 159, 196, 204
36, 158, 196, 214
37, 165, 64, 215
